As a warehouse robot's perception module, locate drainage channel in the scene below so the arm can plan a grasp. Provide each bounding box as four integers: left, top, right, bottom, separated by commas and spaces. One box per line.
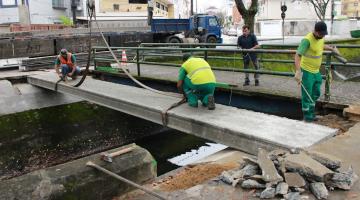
0, 101, 211, 180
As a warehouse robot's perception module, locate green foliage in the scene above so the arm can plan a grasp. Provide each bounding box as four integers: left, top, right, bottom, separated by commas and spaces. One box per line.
59, 15, 73, 26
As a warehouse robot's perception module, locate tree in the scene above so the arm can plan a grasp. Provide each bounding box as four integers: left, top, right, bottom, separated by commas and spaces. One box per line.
303, 0, 331, 20
214, 11, 226, 27
234, 0, 258, 33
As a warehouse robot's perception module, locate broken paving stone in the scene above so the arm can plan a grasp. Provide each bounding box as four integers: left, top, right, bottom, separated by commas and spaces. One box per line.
310, 182, 328, 200
285, 173, 306, 188
241, 179, 266, 189
260, 187, 276, 199
268, 149, 290, 161
284, 192, 301, 200
276, 182, 289, 196
305, 151, 342, 170
258, 148, 283, 183
293, 187, 305, 194
284, 153, 333, 182
324, 166, 359, 190
220, 164, 259, 187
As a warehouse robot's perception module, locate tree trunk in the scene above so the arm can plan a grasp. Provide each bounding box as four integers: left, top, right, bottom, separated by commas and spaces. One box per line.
234, 0, 258, 33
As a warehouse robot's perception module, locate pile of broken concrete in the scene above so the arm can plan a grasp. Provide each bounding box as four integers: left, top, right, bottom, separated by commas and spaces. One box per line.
220, 148, 358, 199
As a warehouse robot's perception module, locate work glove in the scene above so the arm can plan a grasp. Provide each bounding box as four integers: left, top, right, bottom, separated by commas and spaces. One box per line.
331, 46, 340, 56
294, 70, 302, 85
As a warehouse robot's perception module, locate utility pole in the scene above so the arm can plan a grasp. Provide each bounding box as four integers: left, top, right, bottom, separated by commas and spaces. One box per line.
71, 0, 77, 27
331, 0, 335, 35
281, 1, 287, 44
191, 0, 194, 16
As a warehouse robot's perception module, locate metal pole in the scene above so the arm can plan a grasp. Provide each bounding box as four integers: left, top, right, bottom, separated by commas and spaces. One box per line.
137, 49, 141, 76
71, 0, 77, 27
325, 54, 332, 101
191, 0, 194, 16
331, 0, 335, 35
86, 161, 167, 200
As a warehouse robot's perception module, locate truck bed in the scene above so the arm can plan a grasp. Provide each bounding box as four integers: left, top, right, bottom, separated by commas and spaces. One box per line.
151, 19, 189, 33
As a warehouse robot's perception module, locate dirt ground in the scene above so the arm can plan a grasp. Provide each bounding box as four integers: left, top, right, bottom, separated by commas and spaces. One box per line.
152, 162, 238, 191
314, 114, 357, 134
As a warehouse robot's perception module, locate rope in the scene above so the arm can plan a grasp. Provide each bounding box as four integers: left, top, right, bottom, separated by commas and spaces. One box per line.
92, 13, 182, 99
161, 97, 187, 126
72, 3, 94, 87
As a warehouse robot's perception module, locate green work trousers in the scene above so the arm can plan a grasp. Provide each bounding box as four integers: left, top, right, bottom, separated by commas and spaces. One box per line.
183, 77, 216, 107
301, 69, 322, 121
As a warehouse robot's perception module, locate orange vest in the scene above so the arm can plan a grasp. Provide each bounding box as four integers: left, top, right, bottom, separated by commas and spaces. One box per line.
58, 53, 74, 68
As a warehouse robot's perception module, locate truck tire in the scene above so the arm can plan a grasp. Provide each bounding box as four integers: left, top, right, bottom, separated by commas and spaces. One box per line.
206, 36, 217, 43
166, 36, 181, 43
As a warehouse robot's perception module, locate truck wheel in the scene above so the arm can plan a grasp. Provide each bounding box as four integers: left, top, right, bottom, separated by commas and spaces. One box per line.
207, 36, 217, 43
167, 37, 181, 43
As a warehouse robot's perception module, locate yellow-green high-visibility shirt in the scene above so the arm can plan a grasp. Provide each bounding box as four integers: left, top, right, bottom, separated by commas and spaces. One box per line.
180, 57, 216, 85
297, 32, 324, 73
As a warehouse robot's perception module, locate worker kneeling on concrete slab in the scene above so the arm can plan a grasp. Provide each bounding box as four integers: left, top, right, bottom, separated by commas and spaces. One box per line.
54, 48, 80, 80
177, 54, 216, 110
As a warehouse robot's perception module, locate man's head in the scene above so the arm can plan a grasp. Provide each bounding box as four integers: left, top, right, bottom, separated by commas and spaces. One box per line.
314, 21, 328, 39
60, 49, 68, 57
182, 53, 192, 62
242, 25, 250, 36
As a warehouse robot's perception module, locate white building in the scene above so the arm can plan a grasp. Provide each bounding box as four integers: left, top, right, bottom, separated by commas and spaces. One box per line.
173, 0, 190, 18
257, 0, 332, 20
0, 0, 84, 24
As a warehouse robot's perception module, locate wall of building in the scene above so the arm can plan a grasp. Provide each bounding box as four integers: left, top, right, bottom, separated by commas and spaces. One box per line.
257, 0, 331, 20
342, 0, 360, 18
99, 0, 172, 18
0, 0, 73, 24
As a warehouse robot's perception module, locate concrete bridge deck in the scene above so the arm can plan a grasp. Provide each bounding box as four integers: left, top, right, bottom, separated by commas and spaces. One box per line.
27, 72, 337, 155
122, 63, 360, 108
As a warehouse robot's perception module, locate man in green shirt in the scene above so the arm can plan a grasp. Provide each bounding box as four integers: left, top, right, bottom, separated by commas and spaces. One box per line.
177, 54, 216, 110
294, 21, 339, 122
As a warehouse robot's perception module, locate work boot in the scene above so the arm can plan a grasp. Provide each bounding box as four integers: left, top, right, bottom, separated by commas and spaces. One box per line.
207, 95, 215, 110
255, 79, 259, 86
243, 80, 250, 86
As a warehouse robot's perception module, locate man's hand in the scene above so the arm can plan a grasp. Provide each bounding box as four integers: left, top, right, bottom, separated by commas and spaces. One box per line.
294, 70, 302, 85
68, 72, 73, 77
331, 46, 340, 55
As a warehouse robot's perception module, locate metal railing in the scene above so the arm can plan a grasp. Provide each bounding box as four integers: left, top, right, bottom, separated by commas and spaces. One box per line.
92, 44, 360, 101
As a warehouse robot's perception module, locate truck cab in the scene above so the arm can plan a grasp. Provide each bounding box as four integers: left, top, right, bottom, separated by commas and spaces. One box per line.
189, 14, 222, 43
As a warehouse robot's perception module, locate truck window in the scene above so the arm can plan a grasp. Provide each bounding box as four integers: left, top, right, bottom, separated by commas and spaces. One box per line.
209, 18, 218, 26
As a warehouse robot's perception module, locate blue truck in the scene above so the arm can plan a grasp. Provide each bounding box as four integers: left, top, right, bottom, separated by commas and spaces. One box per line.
150, 14, 222, 44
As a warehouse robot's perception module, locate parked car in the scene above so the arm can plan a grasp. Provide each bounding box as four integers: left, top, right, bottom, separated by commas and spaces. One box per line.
227, 28, 237, 36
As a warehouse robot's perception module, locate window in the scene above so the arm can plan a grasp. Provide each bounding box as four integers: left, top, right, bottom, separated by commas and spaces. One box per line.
129, 0, 147, 3
161, 4, 164, 10
0, 0, 17, 8
113, 4, 119, 11
355, 2, 358, 6
209, 18, 218, 26
165, 6, 168, 12
52, 0, 66, 9
156, 2, 160, 8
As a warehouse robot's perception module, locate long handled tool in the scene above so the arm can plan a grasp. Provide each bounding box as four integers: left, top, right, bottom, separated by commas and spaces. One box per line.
86, 161, 167, 200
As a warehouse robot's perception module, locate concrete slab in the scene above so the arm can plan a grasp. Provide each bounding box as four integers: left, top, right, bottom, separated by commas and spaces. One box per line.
0, 80, 18, 96
0, 83, 81, 116
27, 72, 337, 155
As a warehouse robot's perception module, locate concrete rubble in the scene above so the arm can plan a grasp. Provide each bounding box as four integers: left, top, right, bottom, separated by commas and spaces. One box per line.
219, 148, 359, 199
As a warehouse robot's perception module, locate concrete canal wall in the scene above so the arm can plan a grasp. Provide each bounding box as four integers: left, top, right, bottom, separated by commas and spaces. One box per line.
0, 144, 157, 200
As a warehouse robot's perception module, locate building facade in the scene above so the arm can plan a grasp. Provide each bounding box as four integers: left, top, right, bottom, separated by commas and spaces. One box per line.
97, 0, 174, 18
342, 0, 360, 18
0, 0, 84, 24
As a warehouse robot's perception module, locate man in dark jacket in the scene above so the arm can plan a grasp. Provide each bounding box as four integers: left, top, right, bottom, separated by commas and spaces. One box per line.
237, 25, 260, 86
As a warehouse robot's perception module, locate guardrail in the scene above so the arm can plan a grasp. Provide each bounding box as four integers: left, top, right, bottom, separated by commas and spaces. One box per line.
92, 44, 360, 101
